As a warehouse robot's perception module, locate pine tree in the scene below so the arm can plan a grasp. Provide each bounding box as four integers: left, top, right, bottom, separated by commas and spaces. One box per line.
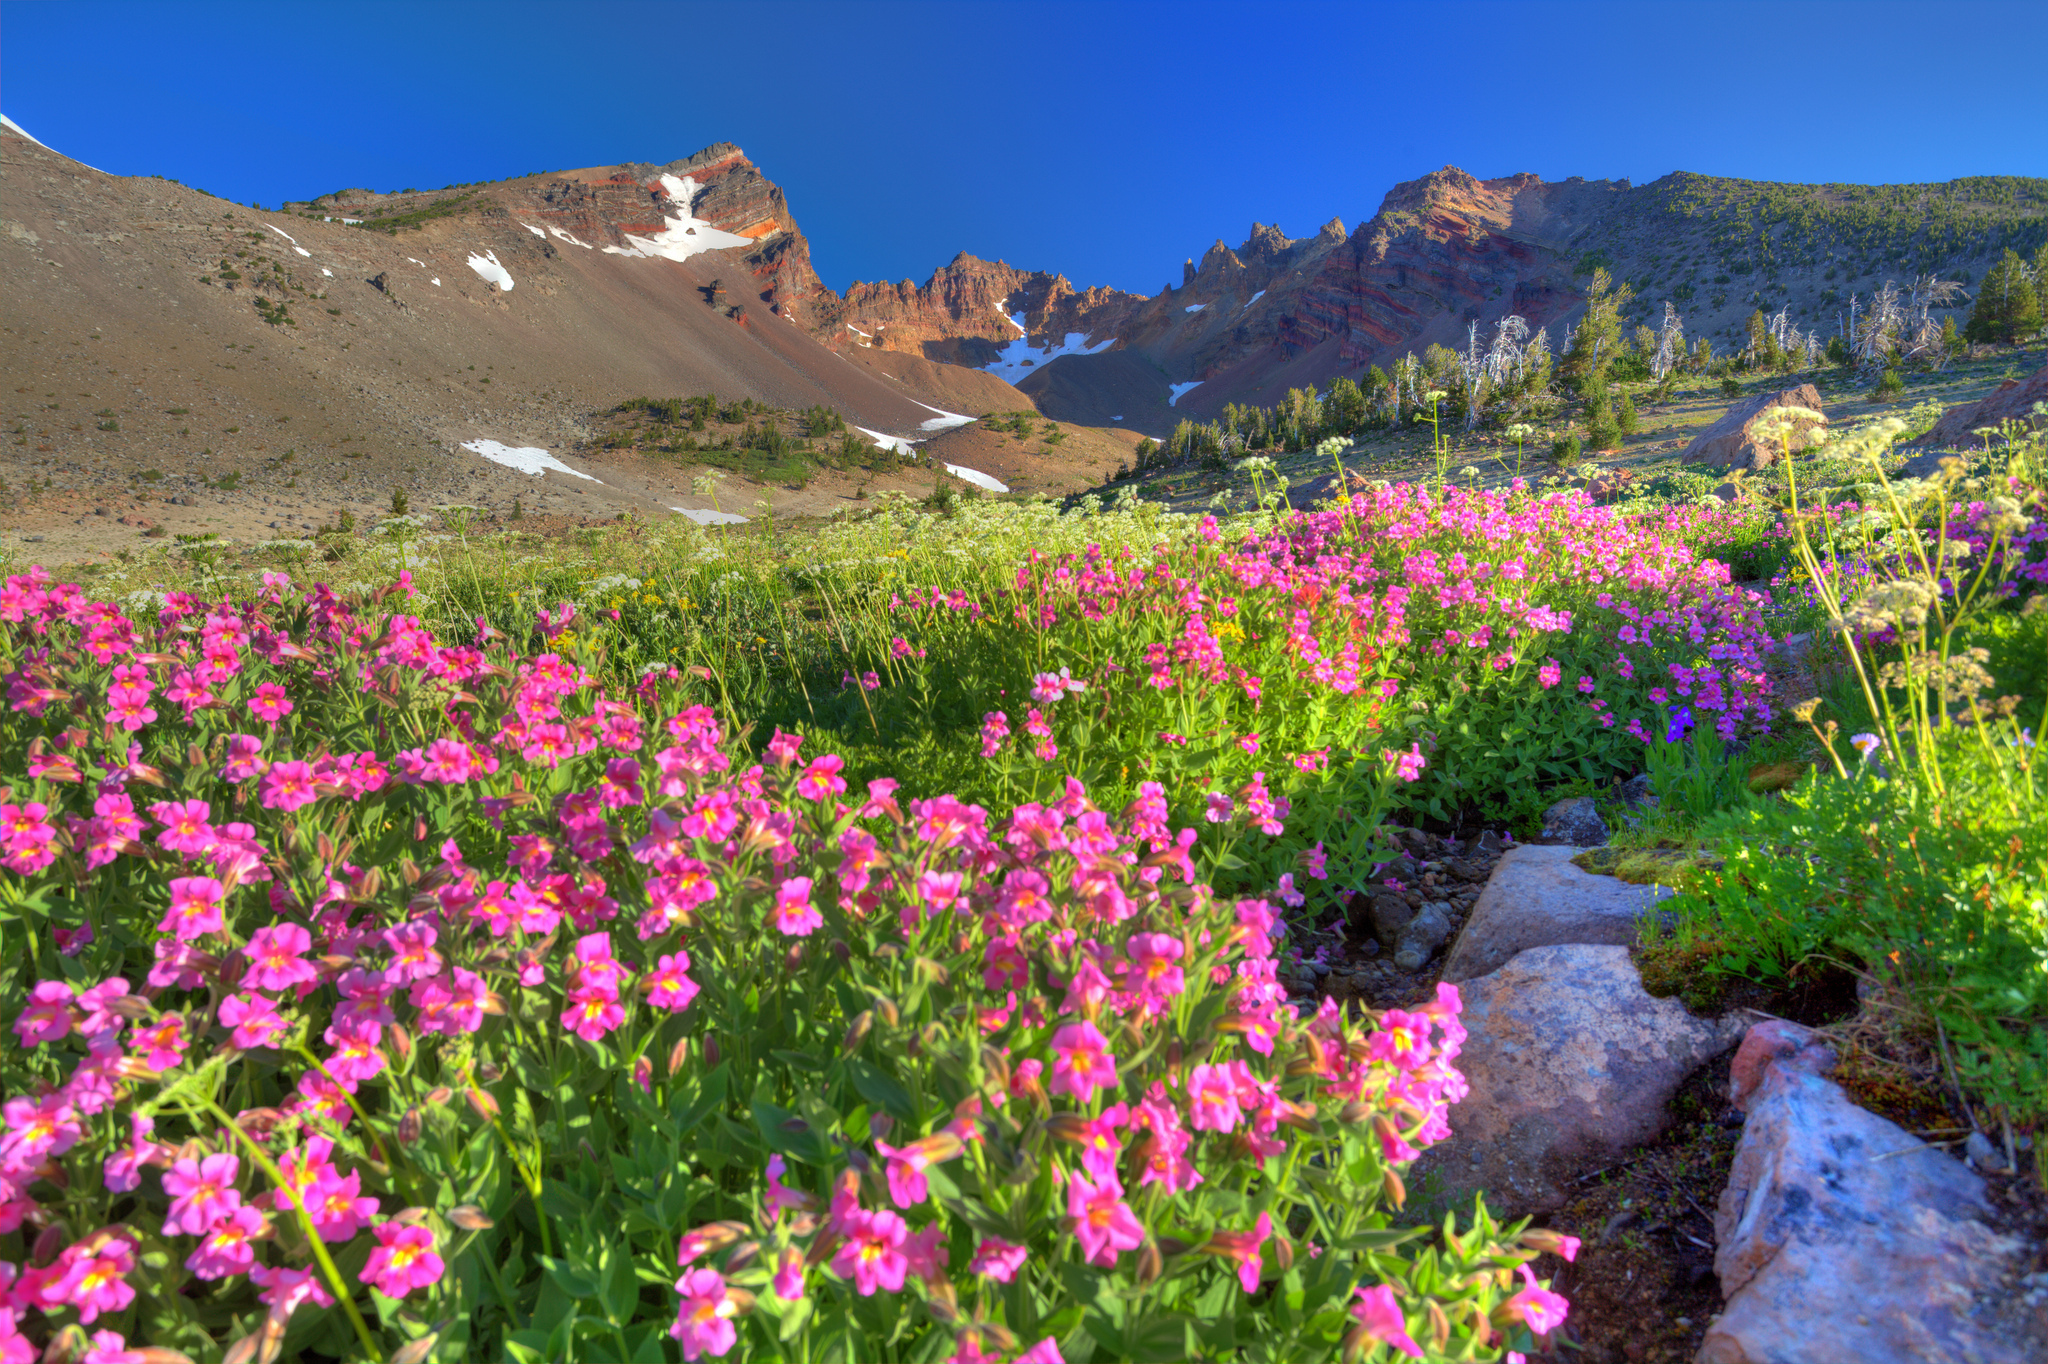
2035, 242, 2048, 326
1617, 394, 1638, 436
1965, 249, 2042, 344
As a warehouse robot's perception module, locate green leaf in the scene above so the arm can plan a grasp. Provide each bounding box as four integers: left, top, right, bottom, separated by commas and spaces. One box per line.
538, 1253, 601, 1300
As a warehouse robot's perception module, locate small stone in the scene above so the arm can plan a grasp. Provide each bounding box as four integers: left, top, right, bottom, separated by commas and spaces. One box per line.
1965, 1130, 2011, 1175
1440, 845, 1677, 982
1534, 795, 1607, 847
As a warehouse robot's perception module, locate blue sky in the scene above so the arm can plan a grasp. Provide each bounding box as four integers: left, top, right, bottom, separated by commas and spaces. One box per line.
6, 0, 2045, 297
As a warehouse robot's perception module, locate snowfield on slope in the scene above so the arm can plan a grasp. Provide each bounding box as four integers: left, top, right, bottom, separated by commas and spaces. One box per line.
466, 250, 515, 291
461, 439, 600, 482
602, 174, 753, 262
981, 316, 1116, 385
1169, 382, 1203, 406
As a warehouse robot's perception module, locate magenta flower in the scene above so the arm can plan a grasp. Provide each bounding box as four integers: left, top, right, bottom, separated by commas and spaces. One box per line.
1187, 1062, 1244, 1132
251, 1262, 335, 1314
129, 1014, 188, 1072
248, 681, 295, 724
1505, 1263, 1570, 1333
771, 1245, 806, 1300
160, 875, 227, 941
218, 993, 287, 1050
795, 753, 846, 801
670, 1267, 738, 1359
185, 1203, 264, 1279
772, 876, 822, 936
1204, 792, 1234, 823
969, 1236, 1028, 1283
645, 951, 700, 1012
241, 921, 316, 991
259, 759, 319, 812
361, 1220, 444, 1298
1048, 1020, 1118, 1102
12, 979, 75, 1046
1349, 1285, 1423, 1358
830, 1206, 910, 1295
1065, 1171, 1145, 1266
1015, 1341, 1066, 1364
79, 1330, 145, 1364
161, 1151, 241, 1235
1538, 659, 1562, 688
310, 1169, 380, 1242
1366, 1009, 1435, 1071
874, 1133, 963, 1209
979, 711, 1010, 757
561, 990, 626, 1043
39, 1234, 137, 1323
1204, 1210, 1272, 1292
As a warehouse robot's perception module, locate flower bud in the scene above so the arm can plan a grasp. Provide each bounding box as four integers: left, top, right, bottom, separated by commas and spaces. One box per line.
397, 1106, 422, 1145
873, 995, 900, 1028
426, 1086, 453, 1105
1383, 1169, 1406, 1209
449, 1204, 494, 1231
668, 1034, 692, 1077
39, 1326, 91, 1364
31, 1223, 68, 1266
830, 938, 851, 964
477, 1060, 504, 1082
1427, 1299, 1451, 1350
389, 1024, 413, 1063
465, 1087, 500, 1121
868, 1112, 894, 1141
841, 1010, 873, 1056
704, 1036, 721, 1068
1135, 1236, 1164, 1286
1337, 1100, 1373, 1125
725, 1240, 762, 1273
390, 1336, 440, 1364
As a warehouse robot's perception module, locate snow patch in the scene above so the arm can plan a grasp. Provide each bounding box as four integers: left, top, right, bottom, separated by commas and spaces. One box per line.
1184, 303, 1207, 313
600, 174, 753, 262
856, 427, 918, 457
981, 326, 1116, 386
1000, 309, 1026, 333
430, 278, 441, 287
407, 258, 426, 268
293, 247, 311, 257
671, 506, 748, 525
320, 268, 332, 277
466, 249, 514, 292
910, 399, 976, 432
1169, 382, 1203, 407
548, 226, 593, 249
944, 463, 1009, 493
1242, 290, 1266, 310
521, 223, 546, 238
265, 224, 299, 246
1112, 415, 1124, 421
461, 439, 601, 483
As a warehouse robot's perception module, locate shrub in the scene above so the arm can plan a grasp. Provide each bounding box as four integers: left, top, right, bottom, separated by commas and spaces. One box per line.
1872, 368, 1905, 399
0, 574, 1572, 1362
1550, 434, 1583, 468
1720, 378, 1742, 398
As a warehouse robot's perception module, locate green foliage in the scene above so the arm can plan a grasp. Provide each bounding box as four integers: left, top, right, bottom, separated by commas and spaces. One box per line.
1965, 248, 2043, 344
1617, 393, 1638, 436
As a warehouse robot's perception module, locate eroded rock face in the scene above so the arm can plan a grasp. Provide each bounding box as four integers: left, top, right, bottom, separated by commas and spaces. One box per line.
1416, 944, 1745, 1216
1439, 845, 1672, 983
1904, 362, 2047, 454
1701, 1020, 2035, 1364
1679, 384, 1828, 470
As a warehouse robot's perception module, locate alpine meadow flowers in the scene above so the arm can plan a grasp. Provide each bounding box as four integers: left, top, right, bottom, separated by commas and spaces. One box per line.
0, 566, 1572, 1361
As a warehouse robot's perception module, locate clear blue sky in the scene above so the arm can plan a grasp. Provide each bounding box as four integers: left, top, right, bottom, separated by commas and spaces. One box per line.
6, 0, 2045, 297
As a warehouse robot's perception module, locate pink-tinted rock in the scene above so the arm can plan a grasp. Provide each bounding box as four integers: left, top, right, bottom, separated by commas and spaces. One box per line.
1415, 944, 1746, 1216
1679, 384, 1828, 470
1700, 1021, 2035, 1364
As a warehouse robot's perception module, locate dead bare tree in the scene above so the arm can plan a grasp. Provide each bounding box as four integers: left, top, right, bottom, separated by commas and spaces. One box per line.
1854, 281, 1907, 372
1651, 301, 1684, 381
1900, 274, 1967, 370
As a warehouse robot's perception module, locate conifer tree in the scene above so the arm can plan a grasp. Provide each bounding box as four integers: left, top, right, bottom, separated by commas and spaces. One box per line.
1965, 249, 2041, 344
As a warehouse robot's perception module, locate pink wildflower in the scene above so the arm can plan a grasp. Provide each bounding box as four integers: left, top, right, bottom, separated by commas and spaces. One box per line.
830, 1206, 910, 1296
248, 681, 294, 724
160, 876, 227, 941
361, 1220, 444, 1298
1048, 1020, 1118, 1102
670, 1267, 738, 1359
1504, 1264, 1570, 1333
771, 876, 822, 936
969, 1236, 1028, 1283
185, 1204, 265, 1279
1065, 1171, 1145, 1266
1350, 1285, 1423, 1358
241, 921, 316, 991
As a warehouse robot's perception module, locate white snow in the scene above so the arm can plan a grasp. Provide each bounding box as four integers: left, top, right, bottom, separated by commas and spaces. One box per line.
293, 247, 311, 257
521, 223, 546, 238
1184, 303, 1208, 313
857, 427, 918, 457
265, 224, 299, 246
1112, 415, 1124, 421
600, 174, 752, 262
670, 506, 748, 525
320, 268, 333, 277
320, 216, 364, 224
1242, 290, 1266, 310
1000, 310, 1026, 333
981, 325, 1116, 386
430, 278, 441, 286
548, 226, 593, 249
407, 257, 426, 268
944, 463, 1009, 493
910, 399, 976, 432
461, 439, 601, 483
1169, 382, 1203, 407
466, 249, 514, 291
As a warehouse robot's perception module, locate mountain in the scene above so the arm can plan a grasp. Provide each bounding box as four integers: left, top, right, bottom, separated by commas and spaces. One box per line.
810, 167, 2048, 424
0, 123, 1048, 552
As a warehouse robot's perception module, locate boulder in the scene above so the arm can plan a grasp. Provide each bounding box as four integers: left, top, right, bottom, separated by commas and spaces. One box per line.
1904, 361, 2048, 453
1414, 944, 1745, 1216
1680, 384, 1828, 470
1439, 845, 1674, 983
1392, 901, 1453, 971
1533, 795, 1607, 847
1701, 1019, 2037, 1364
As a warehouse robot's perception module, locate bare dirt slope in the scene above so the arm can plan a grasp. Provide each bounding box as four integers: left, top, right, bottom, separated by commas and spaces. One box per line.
0, 126, 1049, 559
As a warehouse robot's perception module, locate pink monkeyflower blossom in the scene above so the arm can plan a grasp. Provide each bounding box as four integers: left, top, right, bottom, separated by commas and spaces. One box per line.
830, 1206, 910, 1296
161, 1151, 241, 1235
12, 979, 75, 1047
259, 760, 319, 812
39, 1235, 137, 1323
969, 1236, 1028, 1283
1, 1093, 81, 1169
764, 1154, 815, 1218
1015, 1342, 1066, 1364
1350, 1285, 1423, 1358
218, 993, 288, 1050
795, 754, 846, 801
309, 1169, 379, 1242
251, 1262, 335, 1315
1206, 1210, 1273, 1293
764, 728, 804, 767
248, 681, 295, 724
979, 711, 1010, 757
1065, 1171, 1145, 1267
772, 877, 822, 936
361, 1220, 444, 1298
645, 951, 700, 1012
1048, 1021, 1118, 1102
79, 1330, 146, 1364
1187, 1062, 1244, 1132
671, 1267, 739, 1359
772, 1245, 805, 1300
129, 1014, 188, 1072
185, 1203, 265, 1279
1504, 1264, 1570, 1333
242, 921, 316, 991
160, 876, 227, 940
1537, 659, 1562, 688
562, 990, 626, 1043
1204, 792, 1234, 823
1276, 872, 1305, 908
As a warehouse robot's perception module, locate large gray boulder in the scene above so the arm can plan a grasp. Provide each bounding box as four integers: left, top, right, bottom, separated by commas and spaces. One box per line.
1439, 844, 1674, 983
1417, 944, 1745, 1216
1700, 1020, 2038, 1364
1681, 384, 1828, 471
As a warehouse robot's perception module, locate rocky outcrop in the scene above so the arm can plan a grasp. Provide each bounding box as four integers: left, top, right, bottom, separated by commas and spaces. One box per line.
1701, 1020, 2037, 1364
1414, 944, 1745, 1216
1438, 845, 1674, 983
1906, 361, 2048, 451
1679, 384, 1829, 470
